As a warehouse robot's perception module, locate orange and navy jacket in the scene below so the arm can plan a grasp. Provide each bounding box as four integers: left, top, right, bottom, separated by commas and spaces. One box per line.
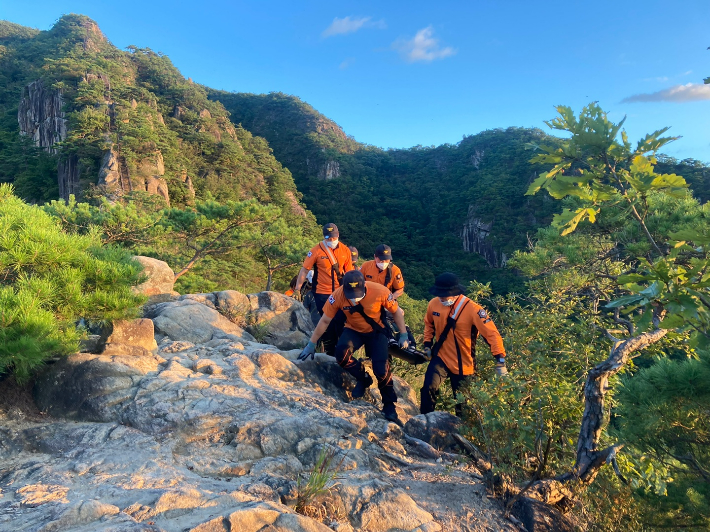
360, 260, 405, 292
423, 295, 505, 376
323, 282, 399, 334
302, 242, 354, 295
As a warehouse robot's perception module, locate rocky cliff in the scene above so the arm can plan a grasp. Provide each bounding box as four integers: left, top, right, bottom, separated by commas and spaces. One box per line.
17, 79, 82, 201
17, 80, 67, 153
460, 206, 507, 269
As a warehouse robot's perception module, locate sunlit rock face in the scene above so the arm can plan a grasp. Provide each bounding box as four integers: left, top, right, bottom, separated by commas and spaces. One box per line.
1, 291, 445, 532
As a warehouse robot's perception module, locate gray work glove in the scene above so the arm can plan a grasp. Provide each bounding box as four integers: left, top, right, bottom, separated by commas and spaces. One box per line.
298, 341, 317, 361
398, 332, 409, 350
495, 356, 508, 377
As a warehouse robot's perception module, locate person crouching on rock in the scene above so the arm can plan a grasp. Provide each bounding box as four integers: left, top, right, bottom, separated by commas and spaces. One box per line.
298, 270, 410, 424
421, 272, 507, 416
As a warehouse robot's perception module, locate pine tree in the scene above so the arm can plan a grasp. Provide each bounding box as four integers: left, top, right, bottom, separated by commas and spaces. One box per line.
0, 184, 145, 381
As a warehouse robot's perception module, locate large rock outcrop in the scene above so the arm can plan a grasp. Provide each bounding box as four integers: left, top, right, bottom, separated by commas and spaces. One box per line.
0, 290, 524, 532
98, 145, 170, 205
460, 205, 507, 268
19, 315, 437, 531
131, 256, 177, 298
18, 79, 82, 201
17, 79, 67, 153
170, 290, 315, 350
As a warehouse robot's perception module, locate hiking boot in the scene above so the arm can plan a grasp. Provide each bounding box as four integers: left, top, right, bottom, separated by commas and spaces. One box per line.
351, 374, 373, 398
382, 403, 402, 425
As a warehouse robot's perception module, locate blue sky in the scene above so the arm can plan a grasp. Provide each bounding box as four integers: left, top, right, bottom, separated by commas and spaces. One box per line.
3, 0, 710, 161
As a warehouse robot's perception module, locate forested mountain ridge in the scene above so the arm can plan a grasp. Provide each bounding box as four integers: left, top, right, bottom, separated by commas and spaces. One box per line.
0, 15, 313, 220
2, 15, 709, 298
0, 15, 320, 293
213, 90, 710, 297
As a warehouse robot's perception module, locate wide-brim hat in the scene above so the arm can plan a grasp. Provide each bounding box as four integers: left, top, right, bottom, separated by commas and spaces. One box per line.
428, 272, 466, 297
342, 270, 366, 299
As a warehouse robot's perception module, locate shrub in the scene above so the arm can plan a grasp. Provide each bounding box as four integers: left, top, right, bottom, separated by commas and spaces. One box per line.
0, 184, 145, 381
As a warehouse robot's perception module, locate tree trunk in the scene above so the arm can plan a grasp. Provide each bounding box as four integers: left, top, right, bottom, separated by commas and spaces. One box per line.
525, 327, 668, 506
265, 270, 273, 292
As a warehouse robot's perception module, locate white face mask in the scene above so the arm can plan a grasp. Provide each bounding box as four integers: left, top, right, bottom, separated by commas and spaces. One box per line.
439, 297, 456, 306
349, 297, 364, 304
376, 261, 390, 270
324, 239, 338, 249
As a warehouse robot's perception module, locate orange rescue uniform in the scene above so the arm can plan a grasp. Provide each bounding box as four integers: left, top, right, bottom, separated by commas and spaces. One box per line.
423, 295, 505, 376
323, 282, 399, 333
359, 260, 405, 292
302, 242, 354, 295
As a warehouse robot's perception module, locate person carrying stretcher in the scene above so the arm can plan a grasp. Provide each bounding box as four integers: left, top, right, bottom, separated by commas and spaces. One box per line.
299, 270, 410, 424
421, 272, 507, 415
294, 223, 354, 356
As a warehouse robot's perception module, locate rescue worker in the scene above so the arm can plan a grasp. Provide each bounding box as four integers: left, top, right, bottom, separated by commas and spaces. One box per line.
294, 223, 354, 356
421, 272, 507, 415
359, 244, 405, 299
286, 271, 313, 300
349, 246, 360, 270
299, 270, 410, 424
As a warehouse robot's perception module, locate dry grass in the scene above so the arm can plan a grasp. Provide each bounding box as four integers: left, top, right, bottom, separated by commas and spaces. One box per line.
294, 446, 344, 521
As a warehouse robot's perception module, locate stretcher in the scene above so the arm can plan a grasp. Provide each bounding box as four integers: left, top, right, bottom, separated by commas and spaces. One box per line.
387, 338, 430, 365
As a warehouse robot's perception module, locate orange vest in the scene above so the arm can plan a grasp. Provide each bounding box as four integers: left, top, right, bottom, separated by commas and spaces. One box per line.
323, 282, 399, 334
302, 242, 354, 294
423, 295, 505, 375
360, 261, 404, 292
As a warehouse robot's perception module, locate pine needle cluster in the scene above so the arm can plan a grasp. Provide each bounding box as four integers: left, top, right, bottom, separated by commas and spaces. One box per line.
0, 184, 145, 381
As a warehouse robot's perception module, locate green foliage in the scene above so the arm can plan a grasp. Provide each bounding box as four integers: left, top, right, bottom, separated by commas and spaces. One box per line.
521, 103, 710, 528
615, 353, 710, 529
294, 445, 343, 517
0, 184, 144, 381
257, 218, 314, 291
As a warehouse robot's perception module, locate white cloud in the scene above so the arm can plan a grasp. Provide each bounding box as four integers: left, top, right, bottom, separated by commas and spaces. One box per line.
393, 26, 456, 63
621, 83, 710, 103
322, 16, 386, 38
643, 76, 669, 82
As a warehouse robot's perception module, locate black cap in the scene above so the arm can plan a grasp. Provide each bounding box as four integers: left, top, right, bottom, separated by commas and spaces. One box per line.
375, 244, 392, 261
323, 223, 339, 239
428, 272, 466, 297
342, 270, 366, 299
349, 246, 359, 262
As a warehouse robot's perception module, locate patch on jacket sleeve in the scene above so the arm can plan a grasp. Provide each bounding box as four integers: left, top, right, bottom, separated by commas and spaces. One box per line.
307, 251, 312, 257
478, 308, 488, 319
433, 311, 440, 317
328, 295, 336, 304
396, 274, 402, 279
387, 293, 394, 302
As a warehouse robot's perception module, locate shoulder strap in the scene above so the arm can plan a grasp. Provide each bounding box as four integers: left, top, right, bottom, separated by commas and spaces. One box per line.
431, 296, 470, 357
319, 242, 343, 291
349, 303, 387, 335
384, 264, 392, 288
